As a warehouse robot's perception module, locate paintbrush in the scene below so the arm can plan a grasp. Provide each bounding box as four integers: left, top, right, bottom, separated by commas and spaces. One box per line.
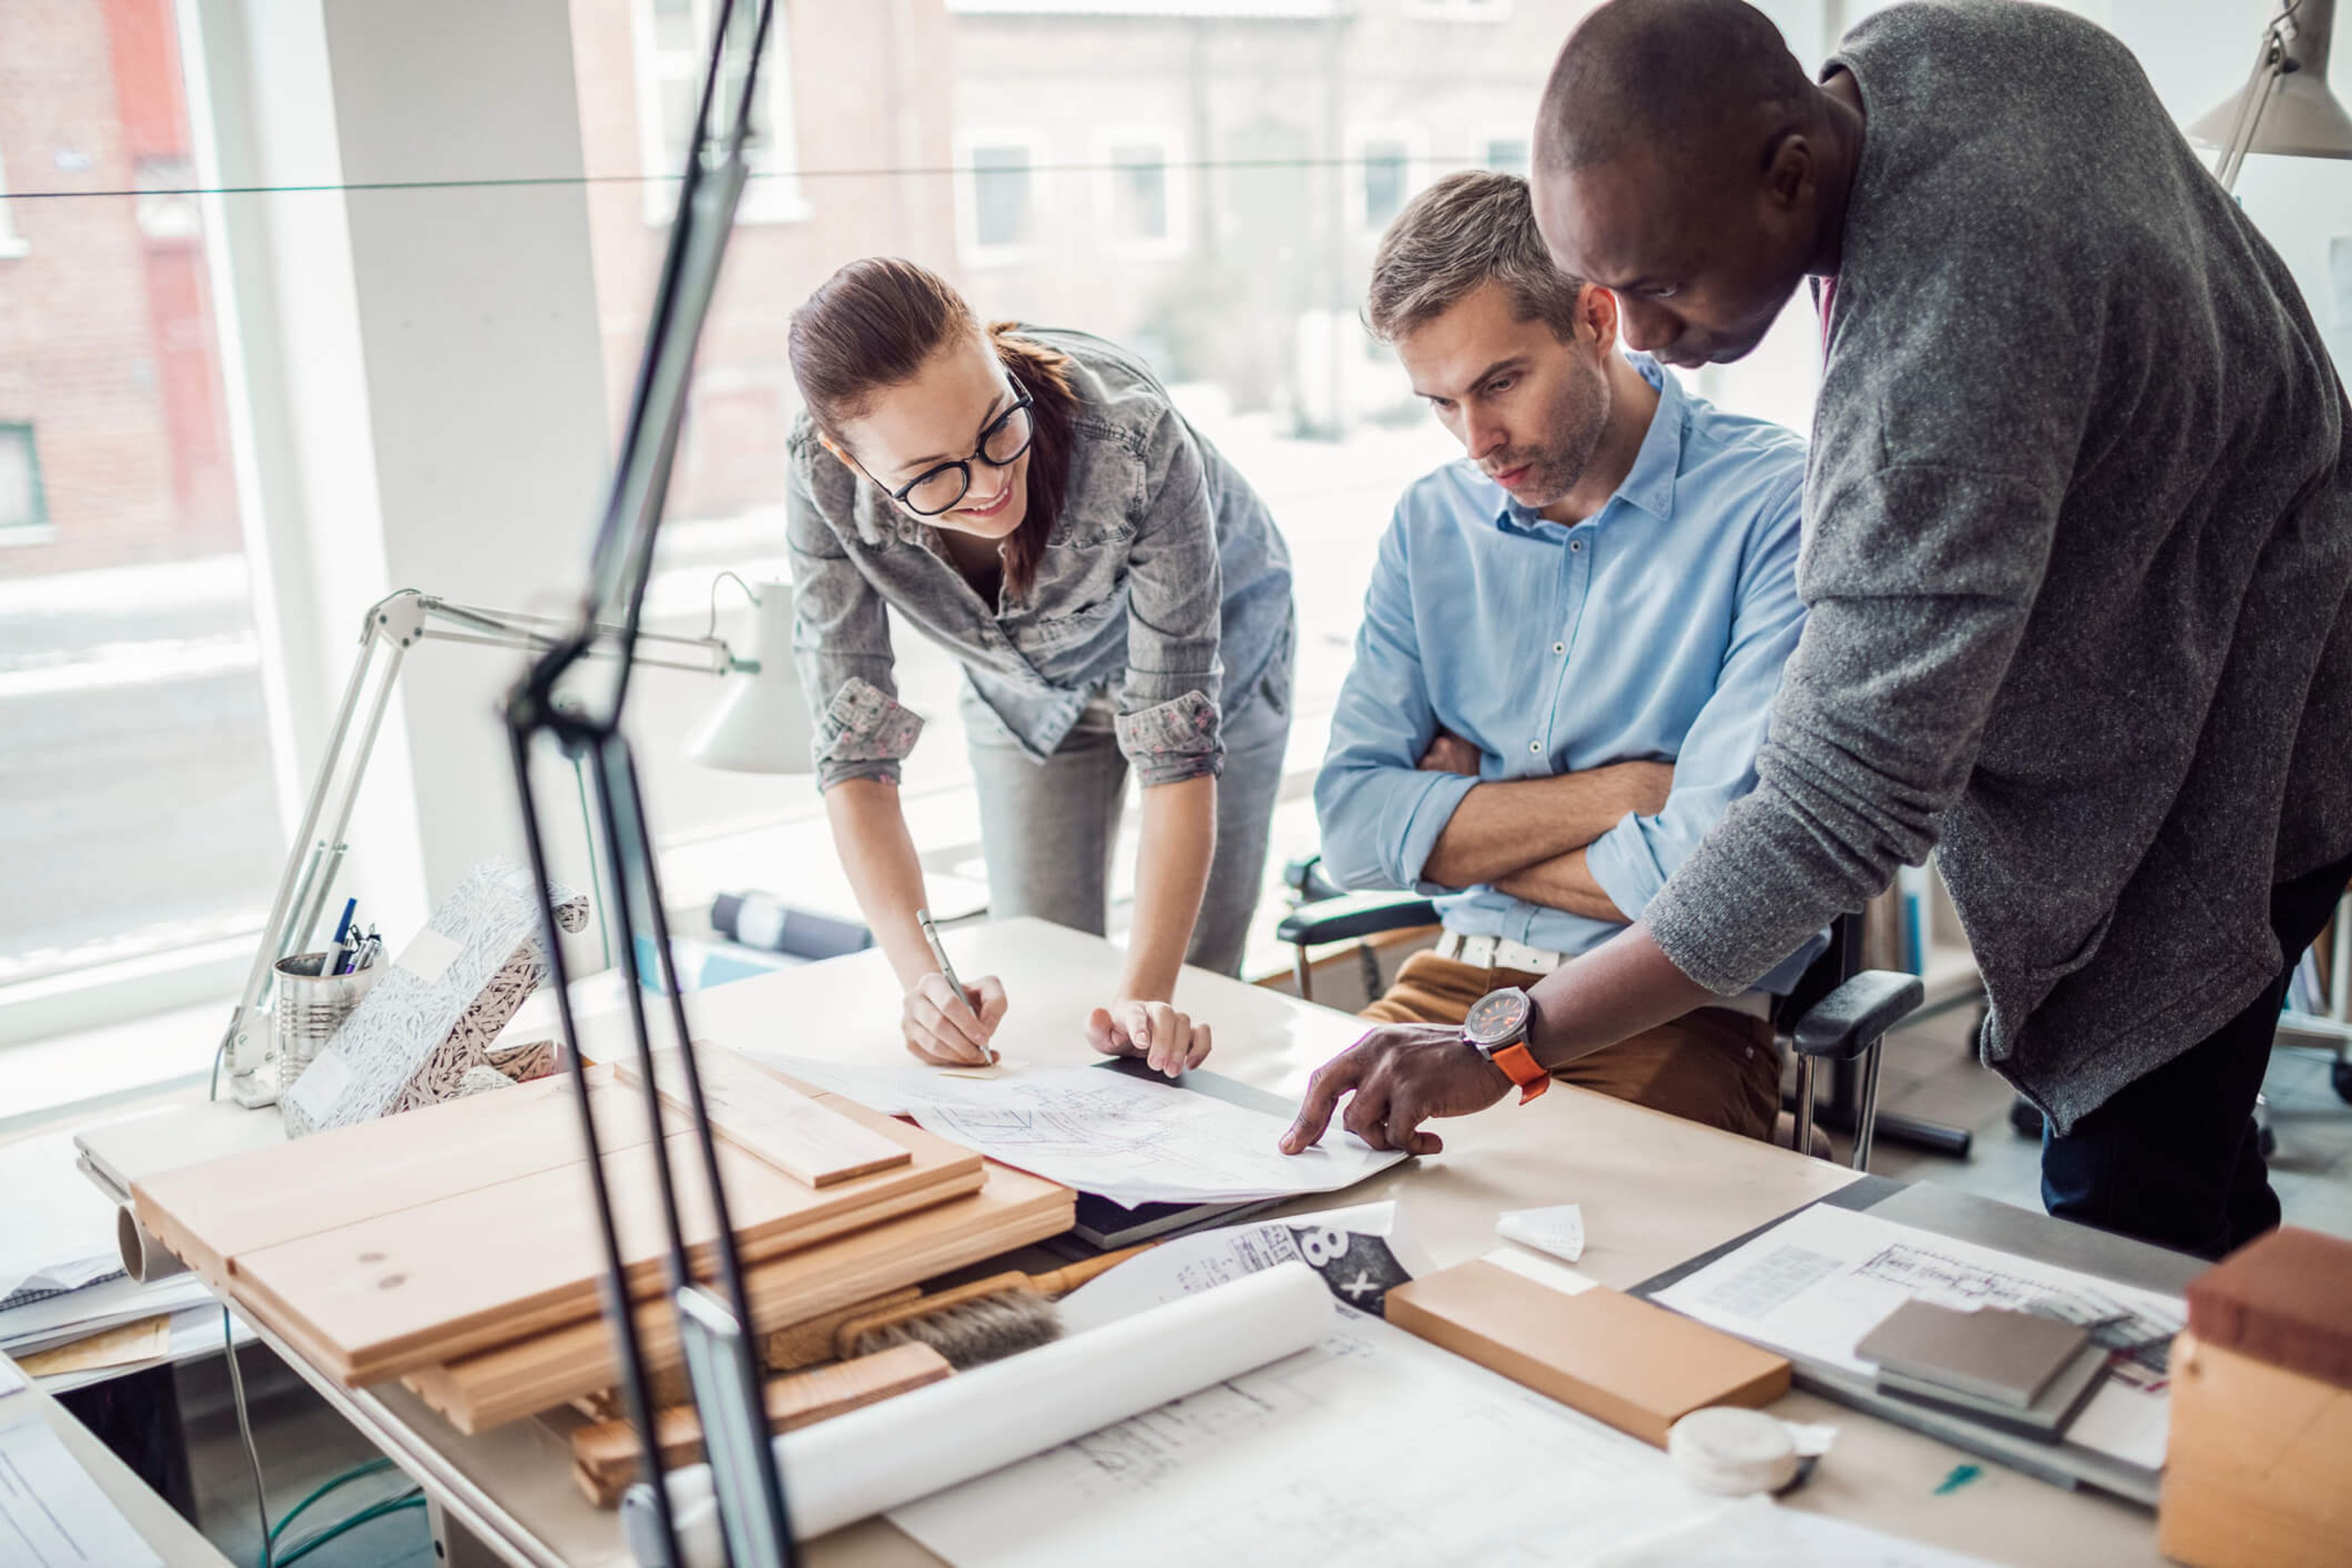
833, 1245, 1156, 1370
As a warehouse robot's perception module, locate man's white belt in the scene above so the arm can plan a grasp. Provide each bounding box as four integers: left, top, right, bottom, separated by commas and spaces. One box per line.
1432, 930, 1775, 1020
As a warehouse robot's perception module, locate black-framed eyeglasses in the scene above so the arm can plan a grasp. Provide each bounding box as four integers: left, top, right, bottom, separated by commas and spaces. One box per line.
888, 374, 1036, 517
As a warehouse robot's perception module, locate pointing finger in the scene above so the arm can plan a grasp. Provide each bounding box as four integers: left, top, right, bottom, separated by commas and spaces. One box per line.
1281, 1049, 1363, 1155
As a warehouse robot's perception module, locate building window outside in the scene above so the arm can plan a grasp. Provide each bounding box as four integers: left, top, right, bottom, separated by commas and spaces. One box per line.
960, 135, 1044, 262
0, 425, 47, 536
1099, 131, 1185, 258
0, 143, 26, 259
1484, 137, 1529, 179
631, 0, 808, 224
1357, 135, 1414, 233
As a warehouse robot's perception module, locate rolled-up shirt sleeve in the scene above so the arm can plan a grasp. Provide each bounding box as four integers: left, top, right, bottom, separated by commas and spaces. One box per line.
1113, 408, 1226, 786
787, 458, 923, 790
1313, 513, 1480, 895
1585, 474, 1808, 921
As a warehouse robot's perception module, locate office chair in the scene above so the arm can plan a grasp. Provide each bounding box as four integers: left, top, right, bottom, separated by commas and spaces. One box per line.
1275, 858, 1937, 1170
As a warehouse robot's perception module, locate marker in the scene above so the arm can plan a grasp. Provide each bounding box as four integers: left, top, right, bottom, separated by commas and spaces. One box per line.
916, 909, 993, 1066
330, 897, 358, 949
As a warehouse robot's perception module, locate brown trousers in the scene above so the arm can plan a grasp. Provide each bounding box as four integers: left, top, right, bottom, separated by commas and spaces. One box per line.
1362, 951, 1782, 1142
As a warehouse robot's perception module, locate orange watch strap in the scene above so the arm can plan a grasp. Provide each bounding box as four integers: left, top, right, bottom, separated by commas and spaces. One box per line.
1492, 1039, 1548, 1103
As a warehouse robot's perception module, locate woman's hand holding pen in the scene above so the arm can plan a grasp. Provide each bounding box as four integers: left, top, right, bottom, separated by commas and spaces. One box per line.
1088, 998, 1212, 1078
902, 971, 1008, 1066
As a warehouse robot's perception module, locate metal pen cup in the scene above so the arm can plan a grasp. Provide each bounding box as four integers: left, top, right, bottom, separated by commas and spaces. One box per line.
273, 951, 382, 1088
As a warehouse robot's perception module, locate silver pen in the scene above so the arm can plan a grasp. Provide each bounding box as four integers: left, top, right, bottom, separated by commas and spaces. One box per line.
916, 909, 994, 1065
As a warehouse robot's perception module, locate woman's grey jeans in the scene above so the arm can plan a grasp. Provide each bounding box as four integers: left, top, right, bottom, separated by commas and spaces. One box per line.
961, 663, 1292, 979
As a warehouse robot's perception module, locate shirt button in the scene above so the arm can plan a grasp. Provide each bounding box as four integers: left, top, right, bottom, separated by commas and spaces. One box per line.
1570, 540, 1583, 552
1529, 742, 1542, 754
1553, 641, 1566, 654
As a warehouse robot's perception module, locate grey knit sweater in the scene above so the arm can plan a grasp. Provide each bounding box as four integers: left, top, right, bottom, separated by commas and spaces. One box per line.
1642, 1, 2352, 1132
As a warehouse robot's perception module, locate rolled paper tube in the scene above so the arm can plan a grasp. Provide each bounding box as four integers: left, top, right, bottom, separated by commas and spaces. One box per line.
624, 1259, 1333, 1567
118, 1205, 190, 1285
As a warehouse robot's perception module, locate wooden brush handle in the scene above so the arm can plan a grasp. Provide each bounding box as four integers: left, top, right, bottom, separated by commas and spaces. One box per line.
1025, 1242, 1156, 1297
832, 1273, 1029, 1359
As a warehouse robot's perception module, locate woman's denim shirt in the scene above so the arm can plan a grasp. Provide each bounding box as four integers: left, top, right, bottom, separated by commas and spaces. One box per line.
787, 328, 1295, 791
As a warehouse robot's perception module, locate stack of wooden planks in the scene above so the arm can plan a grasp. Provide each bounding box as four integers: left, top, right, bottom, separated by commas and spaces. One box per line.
134, 1047, 1074, 1438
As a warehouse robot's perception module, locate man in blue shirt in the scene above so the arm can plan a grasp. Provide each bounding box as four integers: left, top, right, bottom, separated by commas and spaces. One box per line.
1316, 169, 1815, 1140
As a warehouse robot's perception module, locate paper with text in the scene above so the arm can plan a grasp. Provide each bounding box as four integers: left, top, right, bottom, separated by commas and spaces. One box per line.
1650, 1204, 2178, 1471
0, 1415, 164, 1567
767, 1059, 1402, 1208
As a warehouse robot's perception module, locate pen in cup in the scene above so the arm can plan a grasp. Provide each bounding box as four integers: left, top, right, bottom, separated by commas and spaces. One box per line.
916, 908, 994, 1066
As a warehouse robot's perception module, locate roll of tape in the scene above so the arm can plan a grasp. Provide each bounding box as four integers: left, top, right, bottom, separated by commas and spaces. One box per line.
1667, 1406, 1800, 1496
118, 1204, 190, 1285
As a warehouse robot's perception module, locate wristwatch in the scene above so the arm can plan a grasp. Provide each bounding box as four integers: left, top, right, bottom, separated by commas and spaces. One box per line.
1463, 986, 1549, 1104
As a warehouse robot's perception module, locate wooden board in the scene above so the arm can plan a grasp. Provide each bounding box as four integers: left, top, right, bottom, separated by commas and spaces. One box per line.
228, 1087, 984, 1384
404, 1159, 1074, 1432
2160, 1330, 2352, 1568
132, 1070, 649, 1288
612, 1046, 909, 1187
570, 1343, 952, 1507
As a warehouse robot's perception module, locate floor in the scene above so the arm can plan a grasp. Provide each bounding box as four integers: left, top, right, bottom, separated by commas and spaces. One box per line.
1861, 998, 2352, 1242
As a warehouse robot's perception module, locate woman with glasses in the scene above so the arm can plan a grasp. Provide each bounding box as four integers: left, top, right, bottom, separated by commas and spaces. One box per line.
784, 258, 1295, 1074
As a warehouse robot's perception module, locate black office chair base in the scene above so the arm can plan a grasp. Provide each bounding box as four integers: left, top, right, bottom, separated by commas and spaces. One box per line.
1832, 1107, 1973, 1159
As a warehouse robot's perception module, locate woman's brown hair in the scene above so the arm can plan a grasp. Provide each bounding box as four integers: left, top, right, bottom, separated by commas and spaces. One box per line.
788, 257, 1077, 600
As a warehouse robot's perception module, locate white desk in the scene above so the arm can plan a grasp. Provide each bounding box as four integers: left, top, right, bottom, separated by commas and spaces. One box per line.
4, 1365, 236, 1567
117, 918, 2167, 1567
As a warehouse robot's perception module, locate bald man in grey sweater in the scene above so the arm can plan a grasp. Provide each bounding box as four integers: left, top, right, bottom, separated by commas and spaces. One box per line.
1281, 0, 2352, 1259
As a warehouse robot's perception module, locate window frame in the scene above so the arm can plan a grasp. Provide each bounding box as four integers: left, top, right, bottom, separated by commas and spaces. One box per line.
1480, 131, 1531, 180
1348, 124, 1427, 239
0, 423, 51, 541
629, 0, 810, 227
1093, 126, 1188, 261
955, 128, 1050, 266
0, 141, 28, 260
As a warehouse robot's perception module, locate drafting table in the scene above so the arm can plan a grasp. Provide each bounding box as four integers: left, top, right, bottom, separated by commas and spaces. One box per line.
72, 916, 2169, 1567
2, 1360, 236, 1568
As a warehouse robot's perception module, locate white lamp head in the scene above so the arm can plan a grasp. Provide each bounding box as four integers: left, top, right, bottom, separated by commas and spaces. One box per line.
688, 578, 814, 774
2192, 0, 2352, 162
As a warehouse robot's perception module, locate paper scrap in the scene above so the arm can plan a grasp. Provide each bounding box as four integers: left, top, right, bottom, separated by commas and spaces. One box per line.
769, 1058, 1403, 1208
1480, 1245, 1600, 1297
281, 1049, 353, 1125
1497, 1202, 1585, 1262
15, 1316, 172, 1381
0, 1416, 165, 1567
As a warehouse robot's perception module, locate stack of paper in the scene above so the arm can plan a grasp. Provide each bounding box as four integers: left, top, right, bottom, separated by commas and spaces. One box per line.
0, 1132, 217, 1388
767, 1059, 1403, 1208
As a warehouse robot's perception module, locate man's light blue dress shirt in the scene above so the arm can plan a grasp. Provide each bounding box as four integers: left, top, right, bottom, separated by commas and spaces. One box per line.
1316, 355, 1824, 995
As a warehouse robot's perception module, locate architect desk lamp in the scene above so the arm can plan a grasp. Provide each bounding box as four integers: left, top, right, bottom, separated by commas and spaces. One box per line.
211, 573, 811, 1109
502, 0, 799, 1561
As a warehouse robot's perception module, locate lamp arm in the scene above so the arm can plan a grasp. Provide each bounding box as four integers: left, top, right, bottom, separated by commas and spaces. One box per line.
2217, 4, 2297, 192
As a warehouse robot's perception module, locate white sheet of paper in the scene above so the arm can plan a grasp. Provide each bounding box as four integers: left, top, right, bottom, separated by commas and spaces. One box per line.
0, 1357, 23, 1400
890, 1303, 1729, 1568
280, 1049, 353, 1126
0, 1276, 216, 1360
1594, 1495, 2000, 1567
767, 1058, 1403, 1208
0, 1135, 127, 1305
1498, 1202, 1586, 1262
393, 925, 462, 984
0, 1415, 165, 1567
1649, 1204, 2179, 1471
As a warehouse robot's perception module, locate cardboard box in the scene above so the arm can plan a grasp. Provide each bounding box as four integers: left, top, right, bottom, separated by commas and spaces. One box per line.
1385, 1258, 1789, 1447
2160, 1330, 2352, 1568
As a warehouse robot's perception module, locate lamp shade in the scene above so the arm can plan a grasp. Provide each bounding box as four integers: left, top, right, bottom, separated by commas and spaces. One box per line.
2191, 0, 2352, 161
688, 578, 815, 774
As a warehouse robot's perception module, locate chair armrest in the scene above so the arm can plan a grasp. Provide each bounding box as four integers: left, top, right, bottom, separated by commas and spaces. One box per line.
1790, 969, 1924, 1062
1276, 891, 1442, 946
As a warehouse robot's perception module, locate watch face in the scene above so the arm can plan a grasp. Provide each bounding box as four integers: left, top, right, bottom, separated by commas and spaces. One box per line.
1464, 987, 1531, 1049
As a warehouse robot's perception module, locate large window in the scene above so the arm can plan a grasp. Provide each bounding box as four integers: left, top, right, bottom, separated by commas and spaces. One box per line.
631, 0, 807, 224
0, 0, 283, 1002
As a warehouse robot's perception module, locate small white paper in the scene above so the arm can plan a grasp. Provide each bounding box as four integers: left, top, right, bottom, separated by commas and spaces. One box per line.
1498, 1202, 1586, 1262
394, 926, 462, 984
282, 1050, 354, 1124
1482, 1245, 1600, 1297
0, 1415, 165, 1567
